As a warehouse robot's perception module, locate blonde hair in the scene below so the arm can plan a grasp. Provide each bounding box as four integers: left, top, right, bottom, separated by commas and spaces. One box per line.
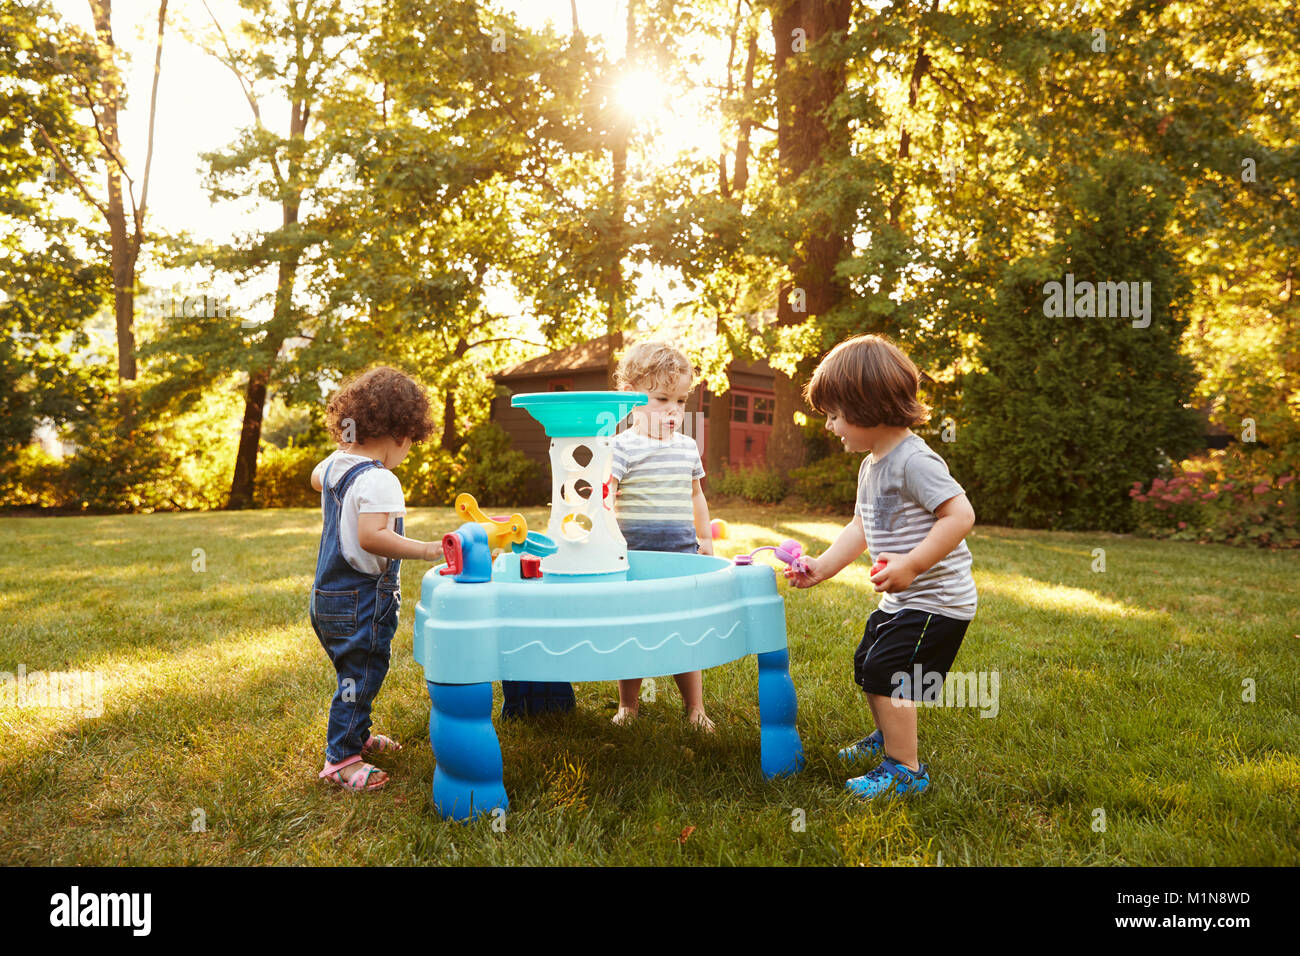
614, 341, 694, 393
804, 334, 931, 428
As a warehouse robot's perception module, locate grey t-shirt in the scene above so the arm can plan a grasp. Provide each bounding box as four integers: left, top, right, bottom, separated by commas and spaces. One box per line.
855, 434, 977, 620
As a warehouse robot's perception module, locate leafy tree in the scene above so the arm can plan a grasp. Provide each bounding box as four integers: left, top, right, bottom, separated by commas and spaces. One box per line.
0, 0, 110, 456
29, 0, 170, 385
957, 156, 1202, 530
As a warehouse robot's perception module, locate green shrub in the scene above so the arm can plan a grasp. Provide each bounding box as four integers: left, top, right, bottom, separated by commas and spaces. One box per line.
788, 452, 865, 509
742, 467, 787, 503
955, 157, 1202, 531
260, 424, 546, 511
402, 442, 459, 507
253, 443, 325, 509
59, 386, 240, 512
0, 444, 64, 508
709, 468, 746, 499
396, 423, 545, 508
710, 465, 788, 504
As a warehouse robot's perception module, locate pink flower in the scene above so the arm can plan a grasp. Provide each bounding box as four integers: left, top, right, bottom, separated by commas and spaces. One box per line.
1253, 482, 1271, 495
1202, 491, 1217, 500
1134, 494, 1148, 502
1279, 476, 1295, 487
1152, 478, 1167, 491
1178, 521, 1187, 529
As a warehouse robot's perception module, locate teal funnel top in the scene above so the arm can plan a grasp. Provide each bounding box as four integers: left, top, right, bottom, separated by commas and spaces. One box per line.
511, 391, 647, 437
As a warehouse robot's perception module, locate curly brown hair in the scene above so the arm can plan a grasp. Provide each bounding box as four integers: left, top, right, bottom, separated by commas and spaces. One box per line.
804, 334, 931, 428
325, 366, 434, 445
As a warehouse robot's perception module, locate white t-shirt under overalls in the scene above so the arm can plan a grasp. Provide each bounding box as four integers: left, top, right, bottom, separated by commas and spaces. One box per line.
311, 451, 406, 576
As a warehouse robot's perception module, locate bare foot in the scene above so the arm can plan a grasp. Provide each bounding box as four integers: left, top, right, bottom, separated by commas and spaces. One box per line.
611, 706, 638, 725
686, 709, 716, 733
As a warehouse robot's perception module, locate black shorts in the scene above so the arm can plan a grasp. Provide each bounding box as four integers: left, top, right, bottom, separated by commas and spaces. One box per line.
853, 607, 970, 702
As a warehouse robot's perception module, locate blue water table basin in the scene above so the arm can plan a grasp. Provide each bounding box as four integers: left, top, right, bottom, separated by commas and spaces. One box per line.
413, 391, 804, 821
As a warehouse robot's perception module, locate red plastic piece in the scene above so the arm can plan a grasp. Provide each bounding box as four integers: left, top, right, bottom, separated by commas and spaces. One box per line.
520, 555, 543, 579
440, 532, 463, 576
870, 558, 888, 576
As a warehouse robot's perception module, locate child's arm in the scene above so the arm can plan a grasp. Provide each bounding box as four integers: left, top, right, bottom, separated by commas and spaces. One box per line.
785, 516, 868, 588
691, 479, 714, 555
310, 460, 326, 492
356, 512, 445, 562
869, 492, 975, 593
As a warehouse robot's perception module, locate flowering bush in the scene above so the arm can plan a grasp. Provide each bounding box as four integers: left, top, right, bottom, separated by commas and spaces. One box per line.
1129, 448, 1299, 548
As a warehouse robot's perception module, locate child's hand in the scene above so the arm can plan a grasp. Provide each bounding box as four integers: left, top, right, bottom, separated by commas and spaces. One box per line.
783, 554, 824, 589
698, 537, 715, 556
869, 552, 917, 592
423, 539, 445, 563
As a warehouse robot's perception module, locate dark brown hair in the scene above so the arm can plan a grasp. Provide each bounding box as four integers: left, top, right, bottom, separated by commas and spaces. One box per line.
325, 366, 434, 444
804, 334, 931, 428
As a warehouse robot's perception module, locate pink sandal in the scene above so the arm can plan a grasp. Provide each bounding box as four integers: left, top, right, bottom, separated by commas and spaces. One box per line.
319, 755, 388, 791
362, 734, 402, 755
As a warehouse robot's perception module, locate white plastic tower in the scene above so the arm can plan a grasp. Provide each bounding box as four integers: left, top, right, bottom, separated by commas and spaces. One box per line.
544, 433, 628, 577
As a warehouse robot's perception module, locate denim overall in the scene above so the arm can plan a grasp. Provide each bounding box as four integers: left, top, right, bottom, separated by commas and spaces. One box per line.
309, 459, 402, 765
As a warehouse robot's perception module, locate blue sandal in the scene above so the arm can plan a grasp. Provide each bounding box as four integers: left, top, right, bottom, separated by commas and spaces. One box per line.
845, 756, 929, 800
837, 729, 884, 764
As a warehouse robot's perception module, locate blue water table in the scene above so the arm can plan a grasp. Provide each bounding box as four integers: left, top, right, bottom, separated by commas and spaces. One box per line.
414, 391, 804, 821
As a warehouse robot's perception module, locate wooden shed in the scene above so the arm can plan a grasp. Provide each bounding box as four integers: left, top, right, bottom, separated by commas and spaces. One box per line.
490, 332, 778, 473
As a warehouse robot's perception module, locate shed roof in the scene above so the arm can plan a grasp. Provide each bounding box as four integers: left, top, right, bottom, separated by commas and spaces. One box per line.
494, 331, 774, 382
494, 333, 624, 380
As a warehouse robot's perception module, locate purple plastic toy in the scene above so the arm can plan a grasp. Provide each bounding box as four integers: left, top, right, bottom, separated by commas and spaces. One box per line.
734, 539, 809, 574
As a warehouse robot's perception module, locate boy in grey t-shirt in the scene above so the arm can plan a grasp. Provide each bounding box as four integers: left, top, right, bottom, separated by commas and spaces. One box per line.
786, 334, 977, 800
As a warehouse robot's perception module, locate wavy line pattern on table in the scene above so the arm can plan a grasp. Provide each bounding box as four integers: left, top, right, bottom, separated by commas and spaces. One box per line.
500, 620, 742, 658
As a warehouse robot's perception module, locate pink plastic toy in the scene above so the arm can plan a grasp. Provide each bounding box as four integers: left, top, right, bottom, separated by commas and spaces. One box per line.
734, 539, 809, 574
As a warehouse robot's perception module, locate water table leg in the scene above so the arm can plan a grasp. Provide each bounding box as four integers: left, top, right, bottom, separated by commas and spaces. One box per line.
757, 649, 804, 778
428, 681, 509, 822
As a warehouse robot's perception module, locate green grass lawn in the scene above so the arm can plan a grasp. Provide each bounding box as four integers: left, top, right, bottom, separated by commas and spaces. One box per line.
1, 505, 1296, 866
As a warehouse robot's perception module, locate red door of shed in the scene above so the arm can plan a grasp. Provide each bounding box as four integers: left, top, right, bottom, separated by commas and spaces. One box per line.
728, 390, 774, 468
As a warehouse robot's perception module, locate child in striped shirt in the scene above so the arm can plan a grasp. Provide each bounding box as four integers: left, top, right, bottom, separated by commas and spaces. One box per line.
608, 341, 716, 731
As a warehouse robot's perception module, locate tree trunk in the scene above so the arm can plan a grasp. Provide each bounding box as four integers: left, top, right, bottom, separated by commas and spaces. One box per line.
733, 30, 758, 194
441, 336, 470, 454
225, 59, 311, 509
767, 0, 852, 475
705, 382, 731, 477
227, 366, 271, 509
604, 1, 636, 384
441, 390, 462, 454
89, 0, 137, 382
226, 243, 299, 508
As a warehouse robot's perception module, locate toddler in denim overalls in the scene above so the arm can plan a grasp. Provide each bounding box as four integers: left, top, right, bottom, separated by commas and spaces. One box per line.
308, 367, 445, 791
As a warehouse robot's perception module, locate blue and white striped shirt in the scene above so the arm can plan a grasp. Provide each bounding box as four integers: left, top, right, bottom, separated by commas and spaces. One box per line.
611, 430, 704, 553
